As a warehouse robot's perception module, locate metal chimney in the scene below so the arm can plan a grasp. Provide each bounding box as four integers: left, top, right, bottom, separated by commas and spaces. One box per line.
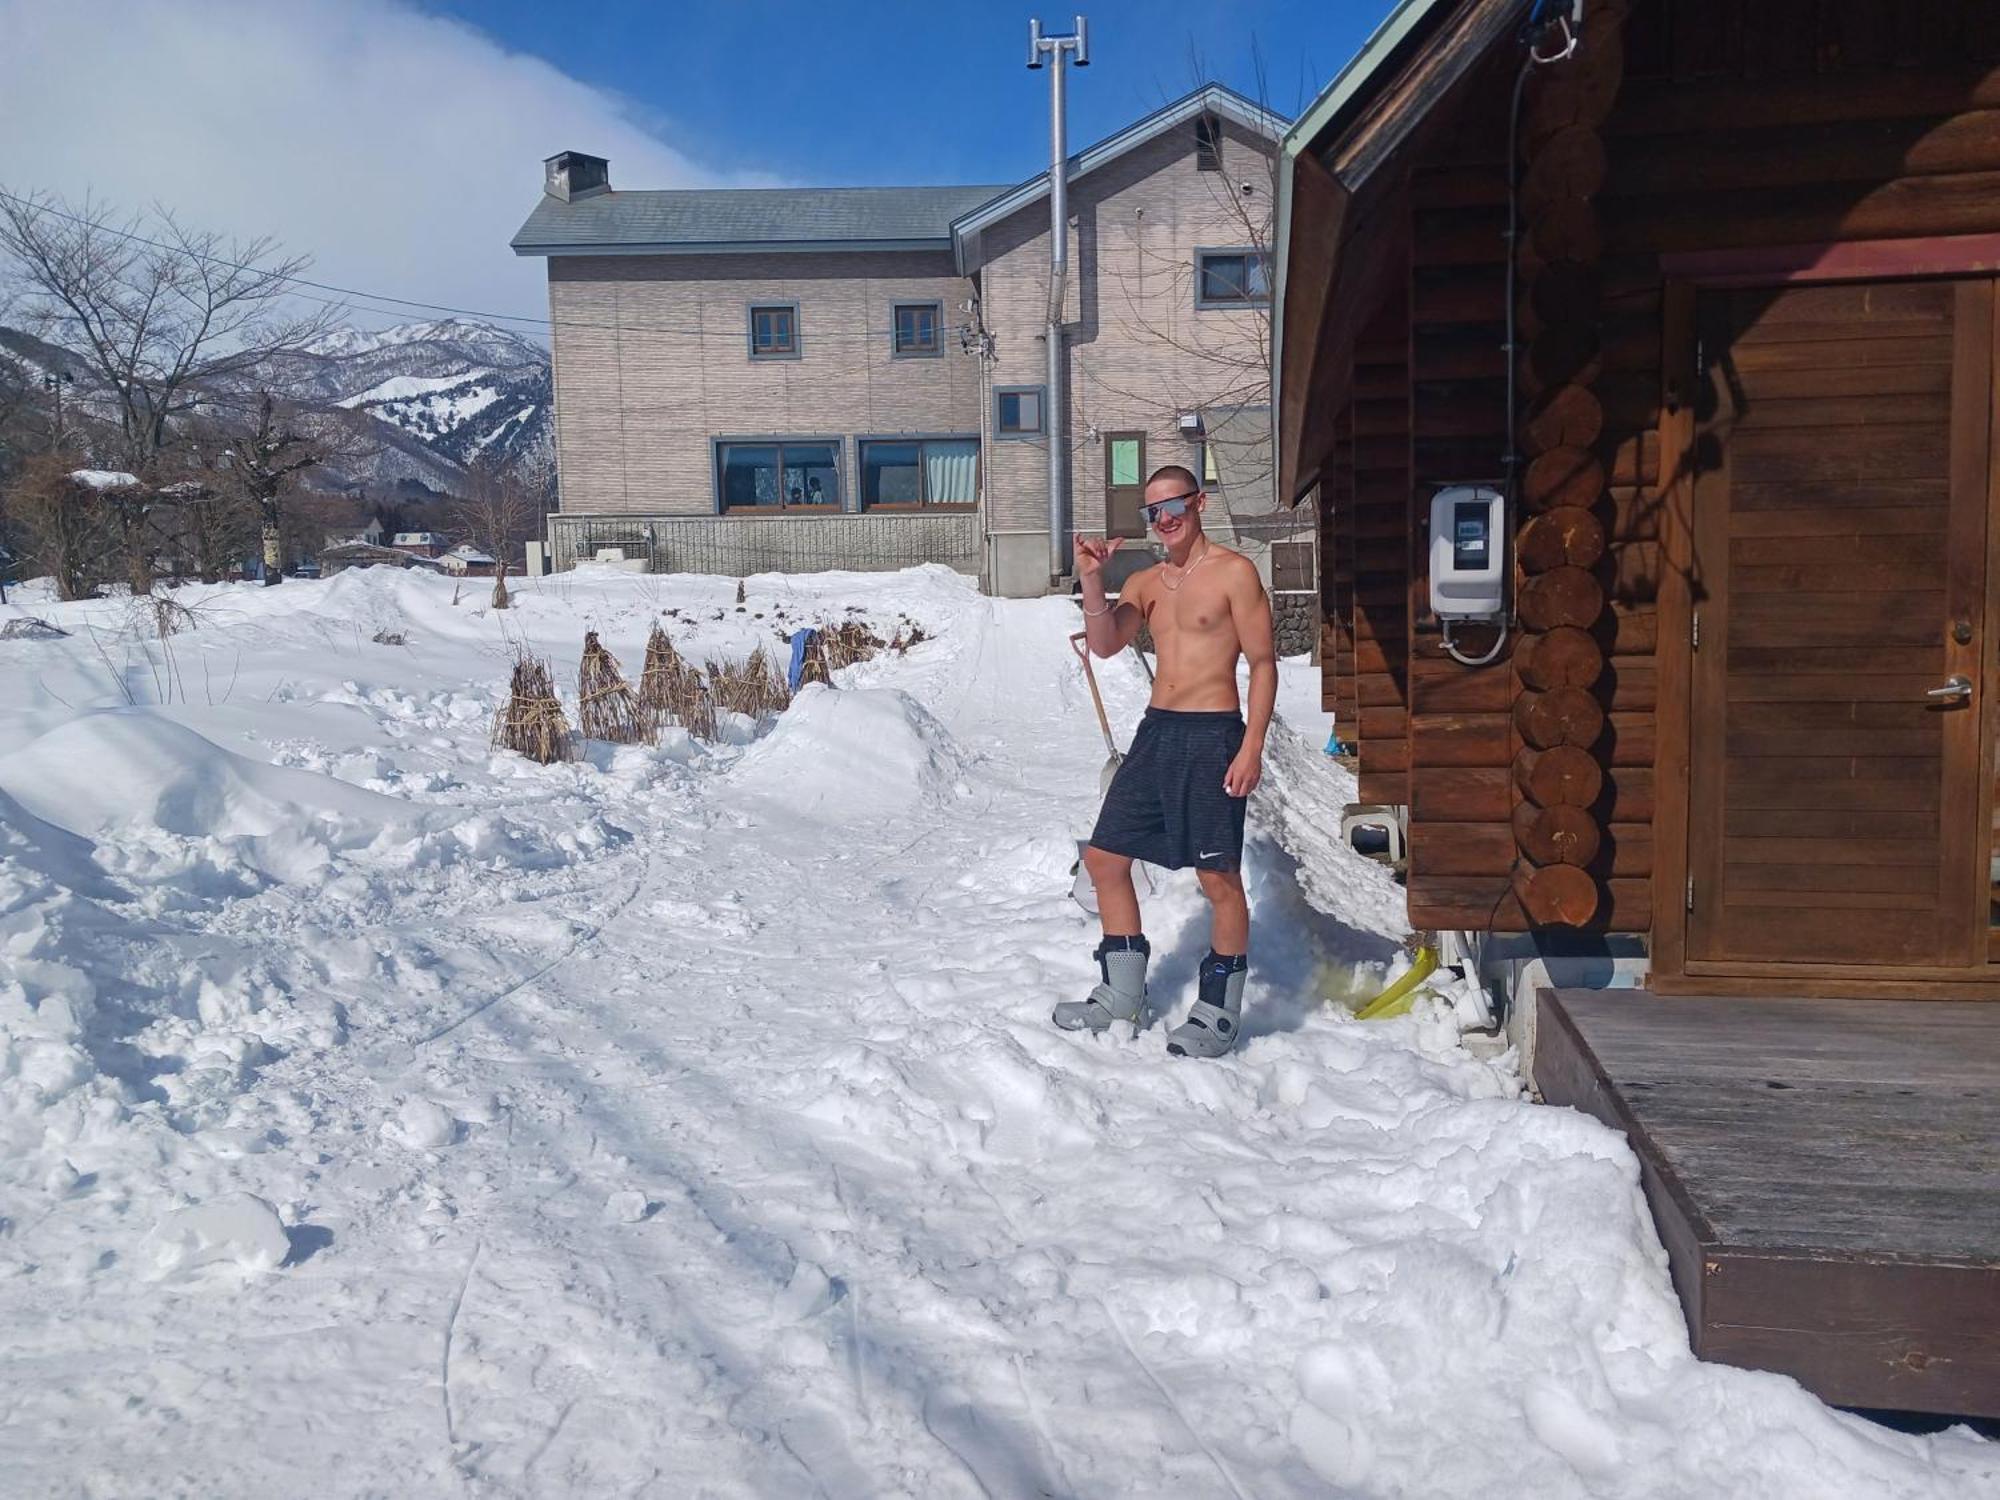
1027, 16, 1088, 587
543, 151, 610, 202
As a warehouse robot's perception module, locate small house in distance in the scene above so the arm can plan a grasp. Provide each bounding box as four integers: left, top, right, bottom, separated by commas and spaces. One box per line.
389, 531, 444, 560
439, 544, 497, 578
1276, 0, 2000, 1419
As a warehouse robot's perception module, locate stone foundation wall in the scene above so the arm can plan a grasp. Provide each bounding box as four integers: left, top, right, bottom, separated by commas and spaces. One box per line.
1273, 591, 1317, 658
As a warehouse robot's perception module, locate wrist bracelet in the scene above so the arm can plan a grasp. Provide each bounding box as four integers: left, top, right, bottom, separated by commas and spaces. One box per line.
1080, 600, 1114, 618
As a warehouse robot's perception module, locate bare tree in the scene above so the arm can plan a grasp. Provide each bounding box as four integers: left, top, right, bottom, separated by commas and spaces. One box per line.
165, 479, 250, 586
513, 438, 558, 517
450, 454, 535, 608
1, 452, 118, 600
0, 190, 337, 485
1085, 141, 1275, 497
185, 390, 324, 584
1080, 55, 1292, 508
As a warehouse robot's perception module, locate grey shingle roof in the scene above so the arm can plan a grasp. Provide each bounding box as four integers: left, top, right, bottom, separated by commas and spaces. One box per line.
512, 185, 1010, 256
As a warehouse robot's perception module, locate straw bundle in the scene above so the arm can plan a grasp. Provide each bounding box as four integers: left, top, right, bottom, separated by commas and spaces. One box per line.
492, 652, 577, 763
639, 621, 715, 740
577, 630, 649, 744
706, 643, 790, 719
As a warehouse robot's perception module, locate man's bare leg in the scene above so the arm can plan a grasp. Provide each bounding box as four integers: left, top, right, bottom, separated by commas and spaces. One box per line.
1197, 868, 1248, 955
1083, 844, 1141, 936
1055, 845, 1149, 1033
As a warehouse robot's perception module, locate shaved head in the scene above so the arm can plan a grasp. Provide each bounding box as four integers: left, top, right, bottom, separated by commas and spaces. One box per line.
1146, 464, 1199, 494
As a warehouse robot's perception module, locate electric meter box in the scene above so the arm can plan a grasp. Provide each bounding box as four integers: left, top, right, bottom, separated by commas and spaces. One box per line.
1428, 485, 1505, 622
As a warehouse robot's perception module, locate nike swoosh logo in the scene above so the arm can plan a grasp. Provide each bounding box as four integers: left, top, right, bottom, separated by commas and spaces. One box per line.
1200, 851, 1223, 858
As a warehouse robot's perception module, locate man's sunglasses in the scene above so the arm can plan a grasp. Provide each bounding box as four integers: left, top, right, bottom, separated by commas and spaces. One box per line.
1141, 492, 1199, 525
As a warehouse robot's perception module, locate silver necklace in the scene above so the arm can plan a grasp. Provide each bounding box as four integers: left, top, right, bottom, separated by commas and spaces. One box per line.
1160, 539, 1212, 593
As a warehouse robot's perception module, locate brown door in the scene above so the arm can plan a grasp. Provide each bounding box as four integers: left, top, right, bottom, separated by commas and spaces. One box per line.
1687, 279, 1992, 967
1105, 432, 1146, 539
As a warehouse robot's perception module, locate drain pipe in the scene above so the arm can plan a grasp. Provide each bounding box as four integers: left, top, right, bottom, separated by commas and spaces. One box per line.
1028, 16, 1089, 585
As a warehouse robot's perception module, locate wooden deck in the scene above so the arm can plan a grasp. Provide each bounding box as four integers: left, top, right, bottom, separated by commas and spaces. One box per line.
1535, 989, 2000, 1418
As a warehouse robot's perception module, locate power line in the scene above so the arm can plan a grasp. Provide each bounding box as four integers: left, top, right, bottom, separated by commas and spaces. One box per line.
0, 186, 1270, 351
0, 187, 555, 329
0, 187, 968, 344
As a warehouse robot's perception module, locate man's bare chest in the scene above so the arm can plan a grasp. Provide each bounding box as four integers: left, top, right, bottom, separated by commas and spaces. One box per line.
1142, 575, 1235, 646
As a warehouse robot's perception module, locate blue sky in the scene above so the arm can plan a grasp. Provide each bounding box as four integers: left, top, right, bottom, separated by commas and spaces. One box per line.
0, 0, 1391, 322
424, 1, 1382, 188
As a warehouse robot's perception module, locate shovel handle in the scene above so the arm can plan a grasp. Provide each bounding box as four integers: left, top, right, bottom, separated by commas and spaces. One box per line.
1070, 631, 1119, 758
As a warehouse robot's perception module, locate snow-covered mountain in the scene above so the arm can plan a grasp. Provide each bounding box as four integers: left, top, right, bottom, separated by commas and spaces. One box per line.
263, 318, 552, 490
1, 317, 551, 498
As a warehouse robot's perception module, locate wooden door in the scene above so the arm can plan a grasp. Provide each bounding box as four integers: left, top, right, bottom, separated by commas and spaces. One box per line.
1687, 279, 1993, 968
1105, 432, 1146, 539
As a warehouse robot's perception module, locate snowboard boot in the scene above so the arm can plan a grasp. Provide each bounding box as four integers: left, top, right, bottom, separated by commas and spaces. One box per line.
1053, 935, 1150, 1036
1166, 951, 1247, 1058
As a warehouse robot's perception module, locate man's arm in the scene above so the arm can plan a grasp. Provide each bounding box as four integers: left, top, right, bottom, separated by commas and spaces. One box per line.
1077, 535, 1145, 658
1224, 560, 1278, 797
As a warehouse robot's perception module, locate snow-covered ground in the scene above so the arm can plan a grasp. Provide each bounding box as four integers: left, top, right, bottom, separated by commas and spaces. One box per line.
0, 566, 1992, 1499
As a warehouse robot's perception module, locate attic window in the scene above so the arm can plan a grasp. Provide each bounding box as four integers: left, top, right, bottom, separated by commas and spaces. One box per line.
1194, 113, 1222, 172
748, 302, 799, 359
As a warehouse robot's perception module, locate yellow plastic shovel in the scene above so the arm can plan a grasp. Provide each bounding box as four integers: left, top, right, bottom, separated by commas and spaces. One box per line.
1351, 946, 1440, 1020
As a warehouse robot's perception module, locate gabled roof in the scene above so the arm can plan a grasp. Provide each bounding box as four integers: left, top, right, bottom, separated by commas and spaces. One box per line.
511, 82, 1285, 265
949, 82, 1286, 271
1279, 0, 1469, 174
1272, 0, 1526, 503
511, 185, 1008, 258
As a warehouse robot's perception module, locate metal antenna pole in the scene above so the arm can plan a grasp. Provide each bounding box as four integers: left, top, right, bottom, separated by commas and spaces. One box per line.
1028, 16, 1089, 587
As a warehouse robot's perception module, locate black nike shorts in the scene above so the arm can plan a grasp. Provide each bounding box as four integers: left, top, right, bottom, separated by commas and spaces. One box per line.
1089, 708, 1248, 873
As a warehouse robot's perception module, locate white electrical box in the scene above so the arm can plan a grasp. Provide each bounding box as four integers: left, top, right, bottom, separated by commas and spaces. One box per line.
1428, 484, 1505, 621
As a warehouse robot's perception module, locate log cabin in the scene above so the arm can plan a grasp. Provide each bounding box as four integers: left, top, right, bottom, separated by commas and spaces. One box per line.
1274, 0, 2000, 1419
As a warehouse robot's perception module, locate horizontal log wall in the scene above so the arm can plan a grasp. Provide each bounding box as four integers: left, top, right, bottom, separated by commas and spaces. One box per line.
1401, 0, 2000, 935
1353, 292, 1414, 807
1316, 0, 2000, 935
1408, 109, 1516, 919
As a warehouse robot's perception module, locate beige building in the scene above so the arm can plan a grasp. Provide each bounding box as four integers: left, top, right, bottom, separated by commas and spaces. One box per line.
512, 84, 1313, 617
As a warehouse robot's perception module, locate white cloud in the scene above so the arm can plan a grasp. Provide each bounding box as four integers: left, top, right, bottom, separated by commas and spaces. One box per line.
0, 0, 738, 326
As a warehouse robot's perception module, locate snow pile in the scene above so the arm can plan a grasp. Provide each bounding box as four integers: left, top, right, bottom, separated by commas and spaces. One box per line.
140, 1193, 291, 1280
0, 565, 1990, 1497
0, 710, 410, 840
726, 682, 971, 821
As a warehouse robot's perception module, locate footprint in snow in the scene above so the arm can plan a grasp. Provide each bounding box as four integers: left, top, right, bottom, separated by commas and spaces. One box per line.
770, 1259, 843, 1324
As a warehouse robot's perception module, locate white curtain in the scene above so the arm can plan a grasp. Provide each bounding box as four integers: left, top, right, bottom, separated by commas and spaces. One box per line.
925, 441, 978, 504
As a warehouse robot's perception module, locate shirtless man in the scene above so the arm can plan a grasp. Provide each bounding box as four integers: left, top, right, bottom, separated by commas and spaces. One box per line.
1055, 464, 1277, 1057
